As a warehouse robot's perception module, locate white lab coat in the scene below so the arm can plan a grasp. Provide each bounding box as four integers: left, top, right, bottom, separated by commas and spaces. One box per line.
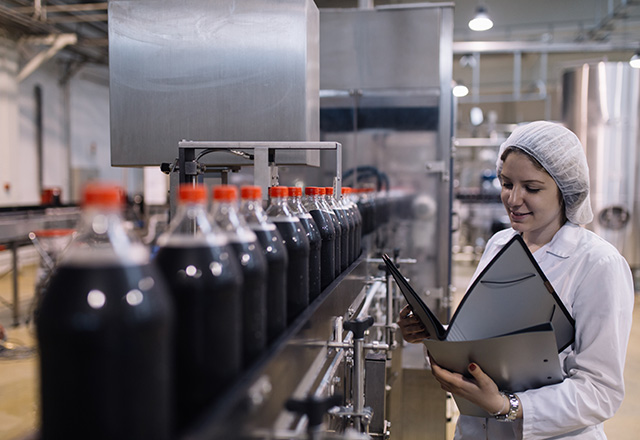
454, 223, 634, 440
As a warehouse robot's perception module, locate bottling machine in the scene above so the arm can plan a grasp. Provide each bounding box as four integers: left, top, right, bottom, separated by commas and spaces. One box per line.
109, 1, 454, 438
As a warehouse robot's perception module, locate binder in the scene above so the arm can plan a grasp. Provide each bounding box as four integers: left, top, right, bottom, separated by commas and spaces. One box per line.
382, 234, 575, 416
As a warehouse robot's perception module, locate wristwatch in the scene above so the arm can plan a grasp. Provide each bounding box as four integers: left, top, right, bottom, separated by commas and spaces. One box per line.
495, 392, 519, 422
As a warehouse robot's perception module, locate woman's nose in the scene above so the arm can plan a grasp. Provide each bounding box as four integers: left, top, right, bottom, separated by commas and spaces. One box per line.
507, 187, 523, 206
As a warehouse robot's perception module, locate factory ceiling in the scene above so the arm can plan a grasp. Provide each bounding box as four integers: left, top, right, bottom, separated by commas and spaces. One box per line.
1, 1, 640, 77
0, 0, 108, 67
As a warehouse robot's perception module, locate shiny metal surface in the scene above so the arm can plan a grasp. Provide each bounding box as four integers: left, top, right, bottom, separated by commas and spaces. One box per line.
562, 62, 640, 268
290, 3, 454, 317
319, 4, 449, 90
109, 0, 319, 167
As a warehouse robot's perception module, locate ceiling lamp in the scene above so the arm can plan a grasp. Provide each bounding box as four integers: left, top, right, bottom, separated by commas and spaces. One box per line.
468, 6, 494, 32
453, 83, 469, 98
630, 51, 640, 69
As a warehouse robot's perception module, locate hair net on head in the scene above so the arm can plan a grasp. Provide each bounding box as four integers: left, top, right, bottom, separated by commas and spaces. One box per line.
496, 121, 593, 225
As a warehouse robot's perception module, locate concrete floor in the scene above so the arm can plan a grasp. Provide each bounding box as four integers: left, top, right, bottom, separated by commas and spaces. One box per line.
0, 263, 38, 440
0, 261, 638, 440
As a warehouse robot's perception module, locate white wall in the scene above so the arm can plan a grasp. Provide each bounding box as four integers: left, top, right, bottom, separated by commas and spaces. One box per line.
0, 38, 142, 207
0, 39, 22, 206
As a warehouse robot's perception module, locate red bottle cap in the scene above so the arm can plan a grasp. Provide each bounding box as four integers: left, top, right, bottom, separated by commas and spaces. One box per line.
269, 186, 288, 198
305, 186, 322, 196
341, 187, 351, 194
325, 187, 334, 195
318, 187, 326, 195
178, 184, 207, 203
288, 187, 302, 197
213, 185, 238, 201
241, 185, 262, 200
82, 183, 123, 208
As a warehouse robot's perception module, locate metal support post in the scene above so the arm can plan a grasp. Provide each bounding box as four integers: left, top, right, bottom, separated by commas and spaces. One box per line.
11, 241, 19, 327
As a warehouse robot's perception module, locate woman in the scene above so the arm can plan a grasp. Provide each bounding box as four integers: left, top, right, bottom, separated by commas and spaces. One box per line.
398, 121, 634, 439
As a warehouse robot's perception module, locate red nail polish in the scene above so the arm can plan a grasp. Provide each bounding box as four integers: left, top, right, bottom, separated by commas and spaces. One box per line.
469, 363, 477, 371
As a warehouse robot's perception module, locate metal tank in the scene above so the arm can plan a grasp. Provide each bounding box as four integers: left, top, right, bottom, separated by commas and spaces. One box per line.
562, 62, 640, 284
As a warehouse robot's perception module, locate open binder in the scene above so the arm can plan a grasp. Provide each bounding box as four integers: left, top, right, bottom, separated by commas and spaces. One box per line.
382, 234, 575, 417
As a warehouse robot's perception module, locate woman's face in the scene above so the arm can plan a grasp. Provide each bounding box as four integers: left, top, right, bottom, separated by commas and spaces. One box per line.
500, 151, 565, 243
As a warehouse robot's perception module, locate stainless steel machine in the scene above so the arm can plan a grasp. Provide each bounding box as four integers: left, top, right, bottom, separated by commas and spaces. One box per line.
562, 62, 640, 288
109, 1, 454, 438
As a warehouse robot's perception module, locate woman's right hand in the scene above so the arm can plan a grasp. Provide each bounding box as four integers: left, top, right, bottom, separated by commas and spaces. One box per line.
397, 304, 430, 343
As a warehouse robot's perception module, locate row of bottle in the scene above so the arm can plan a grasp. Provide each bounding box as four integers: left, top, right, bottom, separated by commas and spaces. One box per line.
36, 182, 365, 440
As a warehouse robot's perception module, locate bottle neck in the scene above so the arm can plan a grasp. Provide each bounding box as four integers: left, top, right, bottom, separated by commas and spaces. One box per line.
266, 196, 297, 220
212, 200, 256, 242
240, 199, 270, 226
319, 195, 334, 212
302, 194, 324, 212
157, 202, 229, 248
62, 206, 149, 266
288, 195, 308, 215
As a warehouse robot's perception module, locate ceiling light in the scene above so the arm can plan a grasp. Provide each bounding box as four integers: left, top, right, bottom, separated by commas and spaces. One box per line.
453, 83, 469, 98
469, 6, 494, 32
630, 52, 640, 69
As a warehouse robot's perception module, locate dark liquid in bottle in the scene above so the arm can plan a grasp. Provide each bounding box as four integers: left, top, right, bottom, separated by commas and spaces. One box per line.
341, 206, 356, 264
229, 239, 268, 367
359, 197, 376, 235
37, 263, 174, 440
308, 209, 336, 289
333, 207, 351, 270
154, 244, 242, 433
253, 227, 288, 343
273, 219, 310, 323
298, 214, 322, 301
327, 210, 342, 275
350, 204, 362, 260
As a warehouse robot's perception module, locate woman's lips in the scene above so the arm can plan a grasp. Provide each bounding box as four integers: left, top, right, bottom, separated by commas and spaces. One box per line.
510, 211, 531, 221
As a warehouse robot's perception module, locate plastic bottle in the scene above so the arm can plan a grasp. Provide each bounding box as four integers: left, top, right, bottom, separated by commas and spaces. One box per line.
303, 187, 336, 290
342, 187, 362, 260
266, 186, 310, 323
154, 184, 243, 432
36, 183, 174, 440
357, 188, 376, 235
319, 187, 344, 273
325, 187, 352, 269
288, 186, 322, 301
240, 185, 288, 343
316, 187, 342, 276
211, 185, 268, 367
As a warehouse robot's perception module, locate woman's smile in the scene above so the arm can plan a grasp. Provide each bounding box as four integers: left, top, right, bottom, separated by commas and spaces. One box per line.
499, 150, 565, 248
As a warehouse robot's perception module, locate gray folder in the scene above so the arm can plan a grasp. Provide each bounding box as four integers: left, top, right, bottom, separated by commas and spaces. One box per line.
383, 234, 575, 417
424, 322, 563, 417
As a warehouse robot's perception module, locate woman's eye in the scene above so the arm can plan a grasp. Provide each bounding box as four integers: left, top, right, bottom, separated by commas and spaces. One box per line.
502, 182, 513, 189
526, 187, 541, 193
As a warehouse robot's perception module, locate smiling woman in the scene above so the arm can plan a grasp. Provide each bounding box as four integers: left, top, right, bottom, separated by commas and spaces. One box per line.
498, 148, 566, 252
398, 121, 635, 440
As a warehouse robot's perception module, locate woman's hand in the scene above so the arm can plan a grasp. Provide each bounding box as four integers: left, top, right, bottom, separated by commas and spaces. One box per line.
397, 304, 430, 343
429, 355, 509, 416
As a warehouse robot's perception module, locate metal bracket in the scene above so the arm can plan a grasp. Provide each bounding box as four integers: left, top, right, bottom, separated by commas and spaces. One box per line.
425, 160, 450, 182
177, 141, 342, 201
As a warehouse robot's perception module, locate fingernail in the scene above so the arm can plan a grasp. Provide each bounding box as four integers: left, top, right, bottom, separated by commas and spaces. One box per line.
469, 363, 477, 371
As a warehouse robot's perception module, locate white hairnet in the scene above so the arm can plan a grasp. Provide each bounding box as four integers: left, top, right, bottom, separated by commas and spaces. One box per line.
496, 121, 593, 225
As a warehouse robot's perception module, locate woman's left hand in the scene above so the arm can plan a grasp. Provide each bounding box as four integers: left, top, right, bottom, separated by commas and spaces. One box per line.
429, 355, 505, 415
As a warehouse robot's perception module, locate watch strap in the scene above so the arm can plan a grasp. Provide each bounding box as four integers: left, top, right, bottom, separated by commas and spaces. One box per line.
494, 392, 519, 422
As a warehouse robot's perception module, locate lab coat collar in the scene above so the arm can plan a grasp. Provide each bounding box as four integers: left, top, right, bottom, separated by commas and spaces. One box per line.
491, 222, 580, 259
